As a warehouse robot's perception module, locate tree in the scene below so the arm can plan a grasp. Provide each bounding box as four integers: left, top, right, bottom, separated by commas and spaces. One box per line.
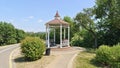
95, 0, 120, 29
75, 8, 97, 48
26, 32, 46, 40
63, 16, 76, 40
0, 21, 26, 46
95, 0, 120, 46
16, 29, 26, 43
0, 21, 17, 45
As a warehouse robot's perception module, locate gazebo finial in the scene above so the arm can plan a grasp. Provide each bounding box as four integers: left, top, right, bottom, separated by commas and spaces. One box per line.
54, 11, 60, 19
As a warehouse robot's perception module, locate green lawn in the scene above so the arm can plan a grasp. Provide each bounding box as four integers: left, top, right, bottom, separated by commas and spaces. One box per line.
74, 50, 100, 68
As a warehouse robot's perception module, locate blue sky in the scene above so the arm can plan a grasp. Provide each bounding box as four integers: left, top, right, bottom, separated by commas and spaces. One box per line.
0, 0, 95, 32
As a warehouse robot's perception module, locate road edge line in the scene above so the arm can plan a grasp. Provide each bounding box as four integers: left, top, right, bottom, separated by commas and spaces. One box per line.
9, 47, 20, 68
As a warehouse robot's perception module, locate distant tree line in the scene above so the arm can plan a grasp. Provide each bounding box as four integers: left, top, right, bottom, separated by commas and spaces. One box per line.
26, 32, 46, 40
0, 21, 46, 46
0, 21, 25, 46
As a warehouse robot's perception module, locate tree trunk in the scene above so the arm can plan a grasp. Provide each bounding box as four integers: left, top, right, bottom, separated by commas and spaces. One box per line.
94, 36, 98, 48
92, 33, 98, 49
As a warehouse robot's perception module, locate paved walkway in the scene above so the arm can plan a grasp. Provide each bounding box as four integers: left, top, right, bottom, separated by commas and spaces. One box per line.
12, 46, 85, 68
45, 47, 84, 68
0, 44, 19, 68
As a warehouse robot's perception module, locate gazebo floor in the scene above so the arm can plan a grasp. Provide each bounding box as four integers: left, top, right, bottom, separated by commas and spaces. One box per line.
50, 44, 69, 48
50, 46, 75, 51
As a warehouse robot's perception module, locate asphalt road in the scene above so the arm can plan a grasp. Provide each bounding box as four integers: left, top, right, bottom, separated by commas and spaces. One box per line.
0, 44, 19, 68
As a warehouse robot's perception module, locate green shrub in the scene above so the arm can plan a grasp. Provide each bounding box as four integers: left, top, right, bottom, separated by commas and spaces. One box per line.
95, 44, 120, 67
110, 44, 120, 67
7, 38, 17, 44
71, 33, 83, 46
95, 45, 111, 65
21, 37, 46, 61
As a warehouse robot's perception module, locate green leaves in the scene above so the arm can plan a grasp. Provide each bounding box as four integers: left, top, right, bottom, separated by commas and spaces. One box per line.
16, 29, 26, 43
0, 21, 26, 46
94, 0, 120, 46
21, 37, 46, 61
95, 44, 120, 67
74, 8, 97, 48
95, 0, 120, 28
63, 16, 75, 39
0, 22, 16, 45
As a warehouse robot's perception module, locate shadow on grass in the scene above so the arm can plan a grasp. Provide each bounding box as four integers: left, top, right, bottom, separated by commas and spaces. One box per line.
90, 58, 102, 67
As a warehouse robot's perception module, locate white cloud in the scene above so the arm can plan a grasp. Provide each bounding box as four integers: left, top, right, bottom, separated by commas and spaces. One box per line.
23, 19, 29, 22
23, 16, 34, 22
28, 16, 34, 19
38, 19, 43, 23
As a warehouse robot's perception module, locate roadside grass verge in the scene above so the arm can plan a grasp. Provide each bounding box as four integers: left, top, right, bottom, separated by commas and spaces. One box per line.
73, 48, 101, 68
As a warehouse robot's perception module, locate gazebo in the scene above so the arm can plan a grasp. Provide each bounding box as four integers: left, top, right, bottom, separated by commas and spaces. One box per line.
45, 11, 70, 48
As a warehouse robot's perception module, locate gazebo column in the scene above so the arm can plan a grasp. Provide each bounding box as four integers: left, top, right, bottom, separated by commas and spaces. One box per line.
54, 28, 56, 46
64, 27, 66, 40
46, 26, 48, 46
60, 24, 62, 48
47, 25, 50, 48
68, 26, 70, 47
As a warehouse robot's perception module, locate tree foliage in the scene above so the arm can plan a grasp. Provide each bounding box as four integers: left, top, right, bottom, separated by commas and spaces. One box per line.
74, 8, 97, 48
95, 0, 120, 46
0, 22, 16, 45
21, 37, 45, 61
95, 44, 120, 67
63, 16, 75, 40
0, 21, 26, 46
16, 29, 26, 43
26, 32, 46, 40
71, 0, 120, 48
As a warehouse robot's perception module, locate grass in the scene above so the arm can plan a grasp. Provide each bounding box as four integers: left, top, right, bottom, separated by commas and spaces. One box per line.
73, 49, 101, 68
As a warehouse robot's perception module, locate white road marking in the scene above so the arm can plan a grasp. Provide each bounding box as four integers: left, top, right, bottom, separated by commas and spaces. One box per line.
9, 47, 20, 68
0, 45, 19, 54
0, 44, 19, 68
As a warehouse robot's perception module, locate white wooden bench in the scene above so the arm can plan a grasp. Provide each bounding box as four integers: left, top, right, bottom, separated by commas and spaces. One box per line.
62, 39, 68, 46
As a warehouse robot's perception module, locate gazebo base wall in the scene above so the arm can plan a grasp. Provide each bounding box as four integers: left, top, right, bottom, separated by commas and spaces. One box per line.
49, 44, 70, 48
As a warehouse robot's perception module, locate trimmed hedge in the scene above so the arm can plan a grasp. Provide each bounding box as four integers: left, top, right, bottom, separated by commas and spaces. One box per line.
21, 37, 46, 61
95, 44, 120, 67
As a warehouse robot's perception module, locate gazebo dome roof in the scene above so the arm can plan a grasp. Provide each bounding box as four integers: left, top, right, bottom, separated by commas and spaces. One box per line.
46, 11, 69, 26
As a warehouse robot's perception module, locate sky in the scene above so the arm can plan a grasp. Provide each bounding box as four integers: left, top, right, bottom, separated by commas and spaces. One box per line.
0, 0, 95, 32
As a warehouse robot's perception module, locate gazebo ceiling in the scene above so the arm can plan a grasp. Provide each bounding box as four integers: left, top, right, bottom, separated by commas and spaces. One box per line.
45, 11, 69, 26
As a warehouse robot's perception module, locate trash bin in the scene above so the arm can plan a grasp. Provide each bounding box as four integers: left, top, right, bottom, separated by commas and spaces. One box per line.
45, 48, 51, 55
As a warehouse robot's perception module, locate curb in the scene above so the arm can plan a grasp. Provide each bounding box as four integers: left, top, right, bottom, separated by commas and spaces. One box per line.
9, 47, 20, 68
67, 51, 80, 68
